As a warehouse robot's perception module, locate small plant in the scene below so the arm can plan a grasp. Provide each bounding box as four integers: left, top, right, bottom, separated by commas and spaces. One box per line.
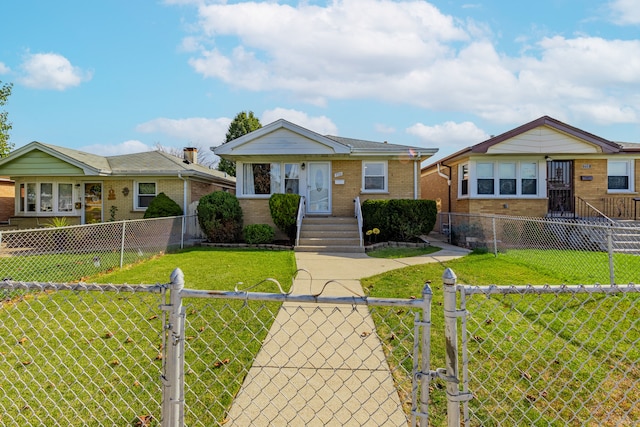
366, 228, 380, 244
242, 224, 275, 245
197, 191, 243, 243
143, 193, 183, 219
269, 193, 300, 241
109, 205, 118, 222
45, 217, 71, 228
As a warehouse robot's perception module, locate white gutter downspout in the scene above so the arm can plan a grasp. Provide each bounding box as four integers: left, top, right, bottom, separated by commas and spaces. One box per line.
437, 163, 451, 185
178, 173, 188, 249
414, 152, 422, 199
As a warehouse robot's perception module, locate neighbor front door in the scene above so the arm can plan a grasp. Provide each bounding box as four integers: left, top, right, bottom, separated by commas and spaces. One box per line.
84, 183, 103, 224
306, 162, 331, 214
547, 160, 573, 216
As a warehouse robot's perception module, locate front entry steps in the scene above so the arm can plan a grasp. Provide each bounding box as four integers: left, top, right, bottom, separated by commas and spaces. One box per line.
295, 216, 364, 253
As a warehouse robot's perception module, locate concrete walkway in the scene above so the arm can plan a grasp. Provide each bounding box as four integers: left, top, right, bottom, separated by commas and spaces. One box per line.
225, 237, 470, 426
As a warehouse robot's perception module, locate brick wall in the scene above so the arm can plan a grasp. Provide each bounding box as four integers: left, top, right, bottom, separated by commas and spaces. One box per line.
239, 198, 287, 240
0, 181, 15, 222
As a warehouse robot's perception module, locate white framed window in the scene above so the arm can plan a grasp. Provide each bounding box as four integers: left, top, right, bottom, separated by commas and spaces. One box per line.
241, 162, 302, 196
521, 162, 538, 195
608, 160, 634, 192
135, 182, 157, 209
477, 163, 495, 195
499, 163, 516, 195
459, 163, 469, 197
17, 181, 75, 214
362, 161, 388, 192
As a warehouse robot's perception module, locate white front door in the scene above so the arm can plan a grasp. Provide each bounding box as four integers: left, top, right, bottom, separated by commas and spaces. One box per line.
307, 162, 331, 214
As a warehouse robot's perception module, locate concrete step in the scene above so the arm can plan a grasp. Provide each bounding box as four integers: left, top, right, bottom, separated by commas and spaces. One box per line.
295, 245, 365, 253
296, 216, 363, 253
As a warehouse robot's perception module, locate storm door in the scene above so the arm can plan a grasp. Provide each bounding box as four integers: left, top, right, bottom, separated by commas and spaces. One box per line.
306, 162, 331, 214
84, 183, 103, 223
547, 160, 573, 216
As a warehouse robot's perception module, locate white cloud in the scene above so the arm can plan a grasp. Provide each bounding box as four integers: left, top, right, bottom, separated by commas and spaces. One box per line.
136, 117, 231, 145
0, 62, 10, 74
374, 123, 396, 134
609, 0, 640, 25
261, 108, 338, 135
174, 0, 640, 128
19, 53, 92, 90
79, 140, 153, 156
407, 121, 489, 158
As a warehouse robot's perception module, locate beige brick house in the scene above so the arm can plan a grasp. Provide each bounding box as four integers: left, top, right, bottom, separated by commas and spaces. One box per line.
0, 142, 235, 228
214, 119, 436, 231
421, 116, 640, 220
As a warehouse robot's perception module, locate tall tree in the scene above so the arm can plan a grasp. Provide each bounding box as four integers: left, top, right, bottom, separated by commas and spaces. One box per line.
0, 81, 13, 158
217, 111, 262, 177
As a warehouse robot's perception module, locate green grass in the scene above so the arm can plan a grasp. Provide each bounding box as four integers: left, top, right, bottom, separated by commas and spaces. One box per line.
366, 245, 442, 259
0, 247, 296, 426
361, 251, 640, 426
1, 246, 638, 426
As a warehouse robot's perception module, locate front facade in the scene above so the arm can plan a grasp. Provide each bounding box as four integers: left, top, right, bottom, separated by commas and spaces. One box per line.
214, 119, 436, 229
422, 116, 640, 219
0, 142, 235, 228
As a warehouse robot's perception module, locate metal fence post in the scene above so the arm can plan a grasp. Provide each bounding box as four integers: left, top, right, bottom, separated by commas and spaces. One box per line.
442, 268, 460, 427
492, 217, 498, 257
607, 227, 615, 285
417, 281, 433, 427
120, 221, 126, 268
162, 268, 185, 427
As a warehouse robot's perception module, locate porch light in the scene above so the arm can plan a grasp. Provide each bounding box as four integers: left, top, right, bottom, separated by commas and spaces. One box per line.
301, 163, 306, 170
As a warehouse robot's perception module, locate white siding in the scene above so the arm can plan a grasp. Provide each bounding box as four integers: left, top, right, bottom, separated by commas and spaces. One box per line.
230, 128, 338, 155
487, 127, 600, 154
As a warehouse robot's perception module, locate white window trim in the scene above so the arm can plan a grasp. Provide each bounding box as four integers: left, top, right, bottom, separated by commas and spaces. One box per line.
458, 163, 469, 198
17, 181, 76, 215
237, 162, 305, 199
607, 159, 635, 194
468, 160, 544, 198
134, 181, 157, 210
361, 160, 388, 193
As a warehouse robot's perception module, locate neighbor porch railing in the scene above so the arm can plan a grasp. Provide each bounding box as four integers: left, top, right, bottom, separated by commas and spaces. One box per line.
295, 196, 306, 246
354, 196, 364, 247
574, 196, 615, 224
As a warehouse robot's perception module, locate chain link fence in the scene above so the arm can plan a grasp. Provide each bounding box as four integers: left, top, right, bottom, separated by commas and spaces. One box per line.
455, 281, 640, 426
0, 281, 166, 426
0, 272, 434, 426
0, 215, 203, 283
439, 213, 640, 284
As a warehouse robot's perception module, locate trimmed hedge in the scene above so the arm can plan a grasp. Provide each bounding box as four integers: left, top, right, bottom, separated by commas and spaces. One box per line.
243, 224, 275, 244
197, 191, 243, 243
361, 199, 437, 242
143, 192, 183, 219
269, 193, 301, 241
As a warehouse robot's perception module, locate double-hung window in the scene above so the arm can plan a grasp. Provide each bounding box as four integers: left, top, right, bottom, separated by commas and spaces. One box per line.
362, 161, 388, 192
18, 182, 75, 214
136, 182, 157, 209
242, 163, 302, 196
477, 163, 495, 195
520, 162, 538, 195
608, 160, 633, 192
459, 163, 469, 196
499, 163, 516, 195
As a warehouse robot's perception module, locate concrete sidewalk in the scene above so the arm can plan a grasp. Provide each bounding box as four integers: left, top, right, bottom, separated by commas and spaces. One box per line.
225, 238, 469, 426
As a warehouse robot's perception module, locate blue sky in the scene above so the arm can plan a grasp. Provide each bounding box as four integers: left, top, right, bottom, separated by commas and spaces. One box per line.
1, 0, 639, 166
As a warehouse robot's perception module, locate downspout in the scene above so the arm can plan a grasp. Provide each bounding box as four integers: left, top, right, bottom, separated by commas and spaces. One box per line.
178, 173, 188, 214
437, 162, 452, 213
414, 152, 422, 199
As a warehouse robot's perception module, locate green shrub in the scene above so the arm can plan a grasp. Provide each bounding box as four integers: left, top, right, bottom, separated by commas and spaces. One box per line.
361, 199, 437, 242
243, 224, 275, 244
143, 192, 183, 219
197, 191, 243, 243
269, 193, 300, 241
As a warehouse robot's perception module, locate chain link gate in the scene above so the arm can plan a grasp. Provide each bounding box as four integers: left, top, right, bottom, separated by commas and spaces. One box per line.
442, 269, 640, 426
159, 268, 454, 427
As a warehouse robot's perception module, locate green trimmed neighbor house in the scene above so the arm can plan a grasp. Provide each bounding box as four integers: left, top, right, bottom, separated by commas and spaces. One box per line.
0, 142, 235, 228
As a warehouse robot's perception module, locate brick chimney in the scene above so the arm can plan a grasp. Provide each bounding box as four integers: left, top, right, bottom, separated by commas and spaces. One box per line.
183, 147, 198, 164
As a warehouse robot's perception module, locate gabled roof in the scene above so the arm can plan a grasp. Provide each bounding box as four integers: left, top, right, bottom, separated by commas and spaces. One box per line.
214, 118, 436, 159
470, 116, 621, 154
422, 115, 633, 170
0, 141, 234, 183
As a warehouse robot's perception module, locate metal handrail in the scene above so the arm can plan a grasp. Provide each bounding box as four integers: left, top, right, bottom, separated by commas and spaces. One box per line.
575, 196, 615, 224
354, 196, 364, 247
295, 196, 306, 246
